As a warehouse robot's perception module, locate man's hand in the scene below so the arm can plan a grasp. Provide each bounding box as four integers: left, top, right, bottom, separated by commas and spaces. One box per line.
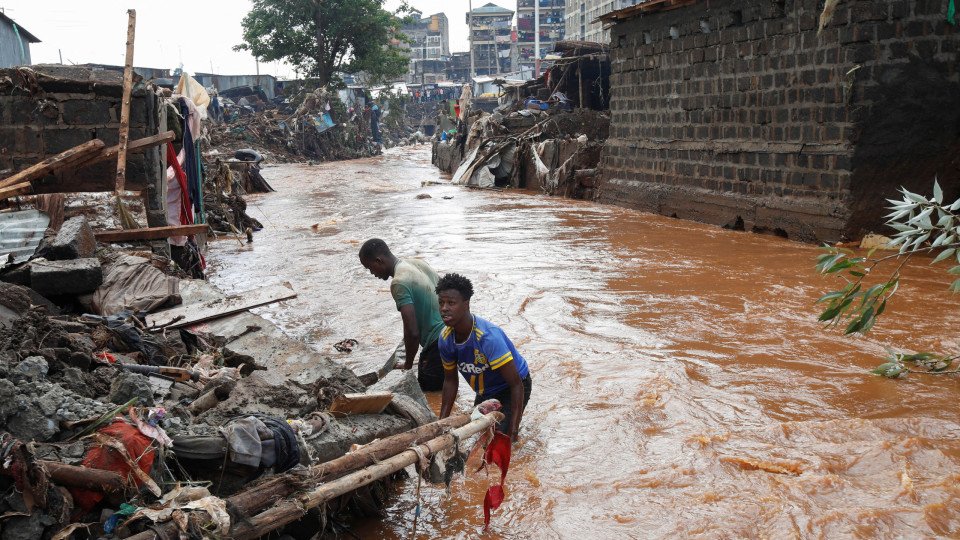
394, 360, 414, 370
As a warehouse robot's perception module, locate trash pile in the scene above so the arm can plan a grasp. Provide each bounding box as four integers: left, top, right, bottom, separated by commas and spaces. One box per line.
205, 85, 437, 164
433, 41, 612, 200
0, 208, 498, 539
0, 59, 502, 539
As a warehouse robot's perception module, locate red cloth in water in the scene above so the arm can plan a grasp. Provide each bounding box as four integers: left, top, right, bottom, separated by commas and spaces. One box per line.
71, 419, 156, 513
482, 431, 512, 528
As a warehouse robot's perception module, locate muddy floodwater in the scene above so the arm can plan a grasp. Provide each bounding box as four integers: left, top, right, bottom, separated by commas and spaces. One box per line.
208, 146, 960, 539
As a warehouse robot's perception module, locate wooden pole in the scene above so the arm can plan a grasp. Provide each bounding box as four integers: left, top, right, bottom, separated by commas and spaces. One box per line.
127, 415, 475, 540
231, 413, 501, 540
115, 9, 136, 193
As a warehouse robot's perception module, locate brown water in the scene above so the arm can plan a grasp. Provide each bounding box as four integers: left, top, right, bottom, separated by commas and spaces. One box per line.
207, 146, 960, 539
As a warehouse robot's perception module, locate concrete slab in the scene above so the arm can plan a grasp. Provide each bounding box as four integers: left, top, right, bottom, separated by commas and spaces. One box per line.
29, 258, 103, 296
46, 216, 96, 260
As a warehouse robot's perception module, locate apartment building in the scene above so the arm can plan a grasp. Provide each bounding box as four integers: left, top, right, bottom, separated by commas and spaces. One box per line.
564, 0, 643, 42
401, 11, 451, 84
469, 3, 515, 76
516, 0, 566, 74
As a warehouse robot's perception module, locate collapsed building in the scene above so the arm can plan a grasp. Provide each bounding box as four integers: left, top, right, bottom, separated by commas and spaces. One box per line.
598, 0, 960, 242
433, 41, 612, 199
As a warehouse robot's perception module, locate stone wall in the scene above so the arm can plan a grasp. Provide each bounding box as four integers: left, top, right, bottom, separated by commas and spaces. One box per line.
0, 65, 165, 225
600, 0, 960, 242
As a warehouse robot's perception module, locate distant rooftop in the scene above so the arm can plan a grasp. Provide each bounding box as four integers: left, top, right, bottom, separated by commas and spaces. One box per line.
471, 2, 514, 16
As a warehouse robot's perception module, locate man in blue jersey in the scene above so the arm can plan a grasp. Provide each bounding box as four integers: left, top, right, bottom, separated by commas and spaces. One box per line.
436, 273, 532, 442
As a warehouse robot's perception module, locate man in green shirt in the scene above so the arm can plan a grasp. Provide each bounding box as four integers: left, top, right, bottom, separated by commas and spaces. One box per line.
359, 238, 445, 390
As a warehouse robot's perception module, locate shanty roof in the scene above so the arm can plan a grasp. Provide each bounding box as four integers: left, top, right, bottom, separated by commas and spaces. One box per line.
599, 0, 699, 24
0, 209, 50, 265
0, 12, 41, 43
471, 3, 514, 16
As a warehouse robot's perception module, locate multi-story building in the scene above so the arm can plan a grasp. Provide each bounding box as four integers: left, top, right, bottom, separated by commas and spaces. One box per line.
564, 0, 643, 43
468, 3, 515, 76
447, 52, 473, 83
516, 0, 566, 75
401, 11, 450, 84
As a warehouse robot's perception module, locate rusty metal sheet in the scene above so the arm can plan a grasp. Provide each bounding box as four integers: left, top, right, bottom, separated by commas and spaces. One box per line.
0, 209, 50, 265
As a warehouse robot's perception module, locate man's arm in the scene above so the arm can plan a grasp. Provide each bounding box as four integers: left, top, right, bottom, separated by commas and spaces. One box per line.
498, 361, 525, 442
397, 304, 420, 370
439, 366, 458, 419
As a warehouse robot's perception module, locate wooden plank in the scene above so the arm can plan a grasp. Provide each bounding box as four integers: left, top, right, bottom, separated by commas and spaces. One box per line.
115, 9, 137, 193
328, 392, 394, 416
0, 182, 33, 201
77, 131, 175, 170
94, 224, 208, 242
0, 140, 105, 190
145, 283, 297, 330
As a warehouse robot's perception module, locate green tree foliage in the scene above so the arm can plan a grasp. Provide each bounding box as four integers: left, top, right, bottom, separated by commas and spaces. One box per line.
236, 0, 412, 88
816, 179, 960, 377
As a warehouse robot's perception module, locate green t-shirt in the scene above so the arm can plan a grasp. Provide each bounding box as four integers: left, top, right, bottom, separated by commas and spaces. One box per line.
390, 258, 445, 349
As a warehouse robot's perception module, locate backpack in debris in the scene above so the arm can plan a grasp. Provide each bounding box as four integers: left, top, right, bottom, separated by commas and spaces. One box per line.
251, 414, 300, 473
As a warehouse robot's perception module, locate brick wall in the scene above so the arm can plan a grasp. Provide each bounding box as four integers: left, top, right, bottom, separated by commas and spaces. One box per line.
599, 0, 960, 242
0, 65, 165, 225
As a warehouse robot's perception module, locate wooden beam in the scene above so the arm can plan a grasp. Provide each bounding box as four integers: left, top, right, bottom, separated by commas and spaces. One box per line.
145, 283, 297, 330
93, 224, 208, 242
115, 9, 137, 193
0, 140, 105, 190
78, 131, 175, 170
0, 182, 33, 201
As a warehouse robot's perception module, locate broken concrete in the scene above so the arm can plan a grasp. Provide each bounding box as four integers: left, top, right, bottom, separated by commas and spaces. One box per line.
108, 370, 155, 406
45, 216, 97, 260
29, 258, 103, 296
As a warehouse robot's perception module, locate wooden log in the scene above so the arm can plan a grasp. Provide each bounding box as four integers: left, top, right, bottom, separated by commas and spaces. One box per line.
0, 459, 126, 494
231, 413, 501, 540
127, 414, 474, 540
115, 9, 137, 193
40, 460, 128, 494
94, 224, 208, 242
0, 140, 105, 190
0, 182, 33, 201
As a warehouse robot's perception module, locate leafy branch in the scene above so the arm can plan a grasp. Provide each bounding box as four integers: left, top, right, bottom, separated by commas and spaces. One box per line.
815, 179, 960, 377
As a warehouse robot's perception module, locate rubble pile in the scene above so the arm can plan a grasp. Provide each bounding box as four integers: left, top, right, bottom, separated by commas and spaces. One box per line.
0, 211, 447, 539
433, 41, 612, 200
207, 88, 383, 164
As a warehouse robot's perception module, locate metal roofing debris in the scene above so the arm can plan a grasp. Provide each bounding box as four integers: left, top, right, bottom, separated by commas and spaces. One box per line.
599, 0, 699, 24
0, 209, 50, 265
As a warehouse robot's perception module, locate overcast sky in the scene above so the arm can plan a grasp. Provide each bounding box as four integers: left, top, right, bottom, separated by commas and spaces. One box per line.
1, 0, 511, 78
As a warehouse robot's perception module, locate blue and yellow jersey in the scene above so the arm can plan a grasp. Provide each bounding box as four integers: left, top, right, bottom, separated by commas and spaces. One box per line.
438, 316, 529, 398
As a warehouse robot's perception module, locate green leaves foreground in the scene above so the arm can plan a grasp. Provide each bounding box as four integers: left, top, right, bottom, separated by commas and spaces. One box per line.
815, 179, 960, 377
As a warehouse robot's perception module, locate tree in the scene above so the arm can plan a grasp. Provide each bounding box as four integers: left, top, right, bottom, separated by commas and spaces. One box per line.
236, 0, 412, 88
815, 179, 960, 377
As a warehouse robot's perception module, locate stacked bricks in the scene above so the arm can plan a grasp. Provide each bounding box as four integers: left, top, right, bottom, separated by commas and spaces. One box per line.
599, 0, 959, 242
0, 64, 163, 198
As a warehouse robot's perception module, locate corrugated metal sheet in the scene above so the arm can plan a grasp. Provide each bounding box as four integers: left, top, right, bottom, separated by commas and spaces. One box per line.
0, 209, 49, 265
0, 13, 38, 69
